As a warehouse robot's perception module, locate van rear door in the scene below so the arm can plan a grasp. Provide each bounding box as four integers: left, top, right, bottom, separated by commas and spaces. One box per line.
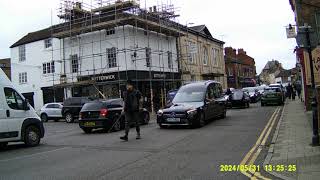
0, 89, 10, 141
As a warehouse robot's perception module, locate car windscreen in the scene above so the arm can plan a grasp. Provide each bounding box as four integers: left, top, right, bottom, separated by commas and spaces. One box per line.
81, 102, 104, 111
104, 99, 124, 108
172, 85, 206, 103
232, 91, 244, 100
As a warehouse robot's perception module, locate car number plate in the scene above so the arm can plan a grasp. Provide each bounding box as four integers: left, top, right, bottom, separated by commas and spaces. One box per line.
84, 122, 96, 127
166, 118, 180, 122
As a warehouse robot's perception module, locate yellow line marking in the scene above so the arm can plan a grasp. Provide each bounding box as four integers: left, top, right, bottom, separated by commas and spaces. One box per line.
240, 107, 281, 180
240, 107, 279, 165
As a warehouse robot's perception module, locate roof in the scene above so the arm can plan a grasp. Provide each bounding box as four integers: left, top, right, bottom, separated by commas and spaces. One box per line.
10, 28, 51, 48
189, 25, 213, 37
276, 70, 291, 78
188, 25, 224, 44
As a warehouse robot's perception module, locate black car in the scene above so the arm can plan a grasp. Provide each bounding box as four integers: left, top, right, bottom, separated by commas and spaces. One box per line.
157, 81, 227, 128
229, 90, 250, 108
79, 98, 150, 133
62, 97, 93, 123
242, 87, 261, 103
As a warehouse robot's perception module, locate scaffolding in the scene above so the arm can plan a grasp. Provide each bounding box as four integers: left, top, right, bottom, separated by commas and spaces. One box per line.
48, 0, 189, 112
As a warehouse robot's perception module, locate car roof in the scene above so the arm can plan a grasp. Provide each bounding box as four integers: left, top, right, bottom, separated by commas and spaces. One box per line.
183, 80, 221, 87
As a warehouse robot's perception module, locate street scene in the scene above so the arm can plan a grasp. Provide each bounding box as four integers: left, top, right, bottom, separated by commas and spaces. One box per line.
1, 0, 320, 180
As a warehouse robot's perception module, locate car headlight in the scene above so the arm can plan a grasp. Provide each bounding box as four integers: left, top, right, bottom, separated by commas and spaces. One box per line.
187, 109, 197, 116
157, 110, 163, 116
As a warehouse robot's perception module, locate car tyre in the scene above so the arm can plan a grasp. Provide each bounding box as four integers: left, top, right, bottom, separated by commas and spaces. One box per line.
65, 113, 74, 123
41, 113, 48, 122
82, 128, 93, 134
194, 112, 205, 128
159, 124, 167, 129
221, 108, 227, 119
0, 142, 8, 149
261, 102, 265, 106
24, 126, 41, 147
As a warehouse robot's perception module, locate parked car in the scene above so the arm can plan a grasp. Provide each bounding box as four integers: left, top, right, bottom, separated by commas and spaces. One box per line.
242, 87, 261, 103
229, 90, 250, 108
62, 97, 93, 123
268, 83, 286, 102
0, 69, 45, 148
40, 103, 63, 122
157, 81, 227, 128
79, 98, 150, 133
261, 87, 284, 106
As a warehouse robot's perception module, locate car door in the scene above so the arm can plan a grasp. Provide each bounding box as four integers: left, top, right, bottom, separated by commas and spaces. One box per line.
214, 83, 224, 115
45, 104, 55, 117
52, 104, 63, 117
3, 87, 28, 141
205, 84, 216, 119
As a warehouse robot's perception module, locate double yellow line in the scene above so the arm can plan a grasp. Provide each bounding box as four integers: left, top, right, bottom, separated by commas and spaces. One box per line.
240, 107, 282, 180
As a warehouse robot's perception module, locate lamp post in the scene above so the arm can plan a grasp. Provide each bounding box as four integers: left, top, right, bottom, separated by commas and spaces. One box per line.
297, 24, 319, 146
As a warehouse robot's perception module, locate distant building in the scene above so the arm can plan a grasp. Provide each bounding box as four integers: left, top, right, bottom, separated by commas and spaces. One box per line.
178, 25, 227, 88
259, 60, 284, 85
0, 58, 11, 80
224, 47, 256, 88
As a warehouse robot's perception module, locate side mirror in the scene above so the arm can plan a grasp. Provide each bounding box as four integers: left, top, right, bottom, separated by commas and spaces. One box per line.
23, 99, 30, 111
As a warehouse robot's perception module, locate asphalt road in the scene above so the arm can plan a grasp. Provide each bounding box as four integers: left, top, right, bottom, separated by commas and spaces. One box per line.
0, 103, 280, 180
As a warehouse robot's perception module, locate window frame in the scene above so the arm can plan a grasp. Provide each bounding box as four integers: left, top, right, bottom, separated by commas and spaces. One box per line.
203, 47, 208, 65
19, 45, 26, 62
145, 47, 151, 68
167, 51, 173, 69
107, 48, 117, 68
106, 28, 115, 36
71, 54, 79, 73
44, 38, 52, 48
19, 72, 27, 84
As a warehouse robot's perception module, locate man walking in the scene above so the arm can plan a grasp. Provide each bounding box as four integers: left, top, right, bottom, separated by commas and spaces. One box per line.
120, 80, 142, 141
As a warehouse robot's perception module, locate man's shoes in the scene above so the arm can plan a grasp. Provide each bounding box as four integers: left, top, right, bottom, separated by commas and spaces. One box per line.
136, 134, 141, 140
120, 136, 128, 141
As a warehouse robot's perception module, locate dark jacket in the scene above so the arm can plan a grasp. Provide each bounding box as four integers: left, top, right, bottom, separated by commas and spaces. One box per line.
124, 89, 141, 112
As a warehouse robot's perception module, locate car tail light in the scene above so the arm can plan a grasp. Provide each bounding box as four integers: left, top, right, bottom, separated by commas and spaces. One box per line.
100, 108, 108, 117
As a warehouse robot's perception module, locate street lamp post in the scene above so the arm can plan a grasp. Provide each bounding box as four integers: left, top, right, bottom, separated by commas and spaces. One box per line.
303, 25, 319, 146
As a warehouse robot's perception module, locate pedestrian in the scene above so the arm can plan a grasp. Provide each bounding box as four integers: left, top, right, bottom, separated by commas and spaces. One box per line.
292, 87, 296, 100
295, 83, 302, 99
286, 83, 292, 99
120, 80, 142, 141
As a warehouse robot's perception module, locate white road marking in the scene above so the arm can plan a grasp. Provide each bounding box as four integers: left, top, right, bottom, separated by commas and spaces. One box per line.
0, 147, 69, 163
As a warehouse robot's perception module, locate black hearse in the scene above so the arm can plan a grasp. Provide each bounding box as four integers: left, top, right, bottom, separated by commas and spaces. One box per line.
157, 81, 227, 128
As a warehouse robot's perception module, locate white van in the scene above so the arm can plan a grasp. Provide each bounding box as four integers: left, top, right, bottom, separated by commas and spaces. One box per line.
0, 69, 44, 148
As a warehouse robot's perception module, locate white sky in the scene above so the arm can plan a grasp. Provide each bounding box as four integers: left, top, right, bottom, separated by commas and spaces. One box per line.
0, 0, 297, 74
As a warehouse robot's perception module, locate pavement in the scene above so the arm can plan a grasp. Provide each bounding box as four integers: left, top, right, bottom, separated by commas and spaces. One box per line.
264, 99, 320, 180
0, 103, 280, 180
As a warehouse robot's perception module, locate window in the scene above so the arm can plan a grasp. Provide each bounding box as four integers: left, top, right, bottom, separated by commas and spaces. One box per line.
167, 51, 173, 69
19, 45, 26, 62
42, 61, 55, 74
212, 48, 219, 66
146, 47, 151, 67
106, 28, 115, 36
71, 55, 79, 73
107, 48, 117, 68
44, 38, 52, 48
203, 47, 208, 65
19, 72, 27, 84
4, 87, 24, 110
228, 67, 233, 76
188, 41, 196, 64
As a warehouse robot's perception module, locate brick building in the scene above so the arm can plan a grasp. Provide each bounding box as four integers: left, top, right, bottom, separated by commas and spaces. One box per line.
225, 47, 256, 88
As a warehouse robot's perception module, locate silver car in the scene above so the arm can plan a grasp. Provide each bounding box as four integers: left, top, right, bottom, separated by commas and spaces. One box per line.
40, 103, 63, 122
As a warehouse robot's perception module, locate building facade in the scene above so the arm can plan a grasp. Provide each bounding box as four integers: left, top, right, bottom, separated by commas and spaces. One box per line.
289, 0, 320, 109
178, 25, 227, 89
225, 47, 256, 88
0, 58, 11, 80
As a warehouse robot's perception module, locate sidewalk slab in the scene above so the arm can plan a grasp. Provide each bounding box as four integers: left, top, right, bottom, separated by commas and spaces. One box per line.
265, 100, 320, 180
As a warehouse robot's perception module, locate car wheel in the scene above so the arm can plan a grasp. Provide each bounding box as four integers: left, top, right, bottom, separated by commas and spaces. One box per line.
24, 126, 41, 147
261, 102, 265, 106
247, 102, 250, 108
194, 112, 205, 128
82, 128, 93, 134
0, 142, 8, 149
41, 114, 48, 122
65, 113, 74, 123
159, 124, 167, 129
54, 119, 59, 122
221, 109, 227, 119
143, 112, 150, 125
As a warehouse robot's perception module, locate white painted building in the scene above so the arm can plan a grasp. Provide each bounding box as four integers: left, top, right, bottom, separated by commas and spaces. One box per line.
10, 25, 179, 111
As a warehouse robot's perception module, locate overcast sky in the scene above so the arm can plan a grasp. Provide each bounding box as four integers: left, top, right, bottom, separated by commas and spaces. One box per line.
0, 0, 297, 74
